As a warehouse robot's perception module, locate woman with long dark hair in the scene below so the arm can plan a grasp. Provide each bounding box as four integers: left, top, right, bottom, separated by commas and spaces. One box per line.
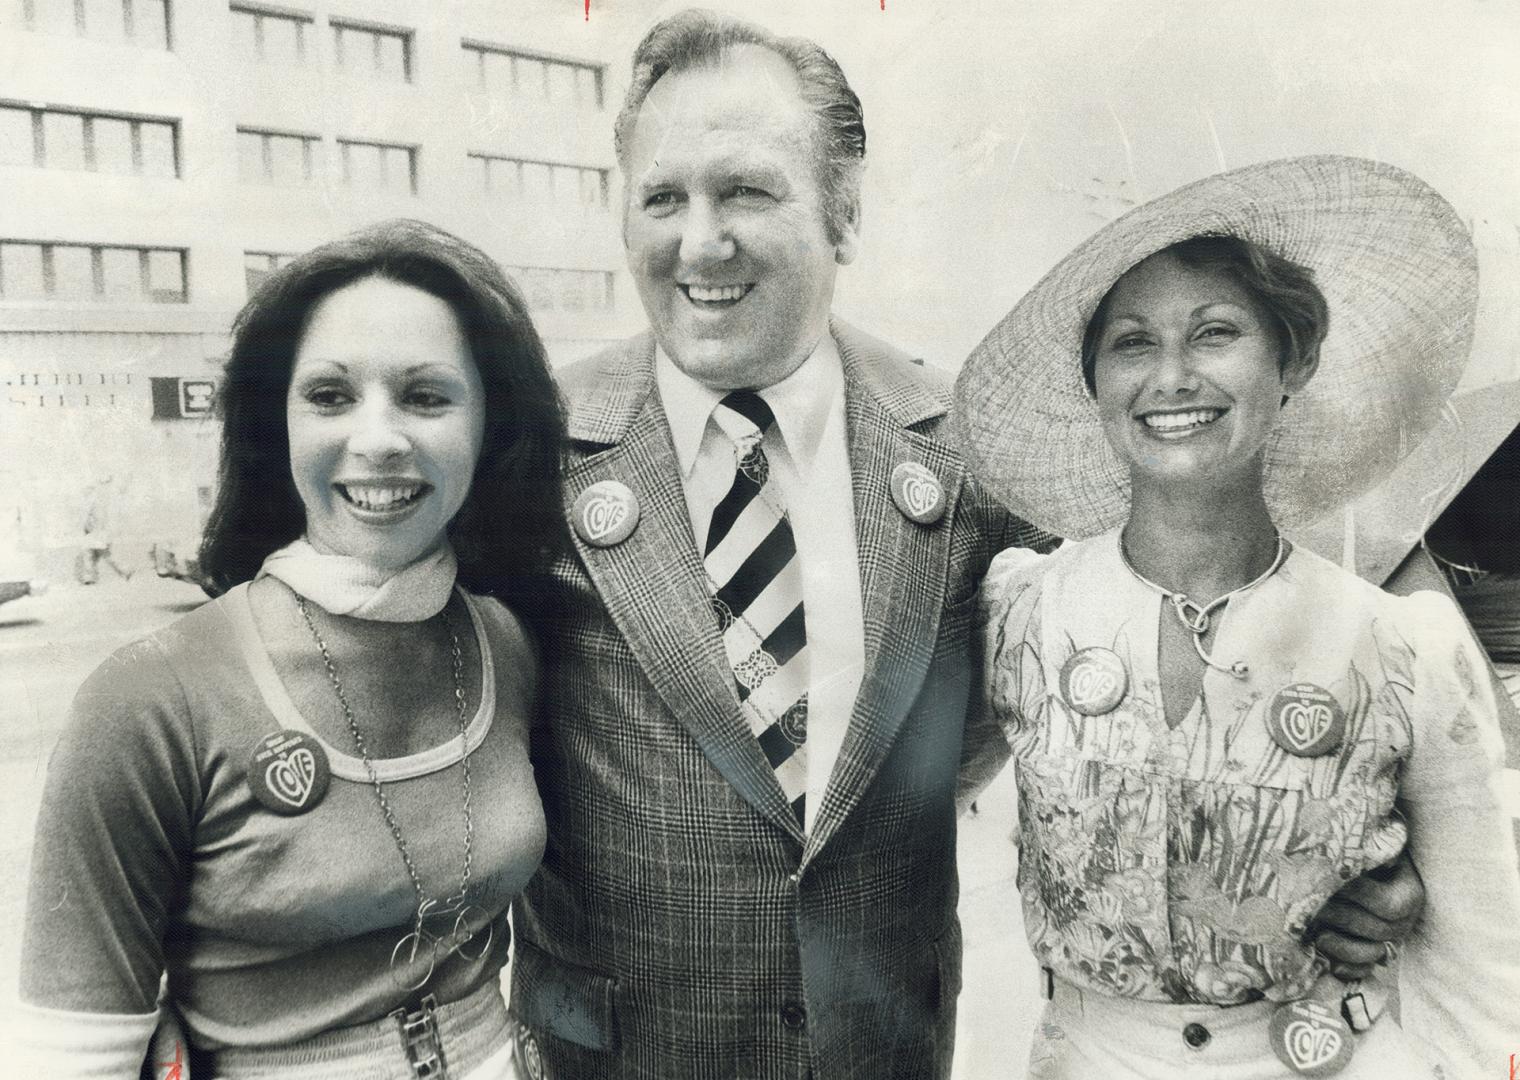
19, 219, 565, 1078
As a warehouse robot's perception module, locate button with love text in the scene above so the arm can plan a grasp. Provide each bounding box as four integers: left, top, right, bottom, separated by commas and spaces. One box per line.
889, 462, 946, 525
571, 480, 640, 547
1059, 647, 1128, 716
247, 730, 330, 816
1267, 683, 1345, 758
1268, 999, 1354, 1076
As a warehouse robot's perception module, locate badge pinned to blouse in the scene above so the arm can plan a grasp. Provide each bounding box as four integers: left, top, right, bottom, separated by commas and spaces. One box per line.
1267, 683, 1346, 758
1267, 999, 1354, 1076
889, 462, 946, 525
1059, 647, 1128, 715
571, 480, 640, 547
247, 730, 330, 815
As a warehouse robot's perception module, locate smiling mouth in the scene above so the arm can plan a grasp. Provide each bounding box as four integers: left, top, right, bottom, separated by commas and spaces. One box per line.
681, 283, 753, 306
1139, 408, 1225, 435
336, 483, 430, 512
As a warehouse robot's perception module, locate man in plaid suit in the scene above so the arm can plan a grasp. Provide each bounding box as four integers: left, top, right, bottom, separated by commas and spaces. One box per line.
510, 10, 1424, 1078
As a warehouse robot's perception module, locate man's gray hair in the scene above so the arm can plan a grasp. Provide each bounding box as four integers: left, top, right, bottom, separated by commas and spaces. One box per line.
613, 8, 867, 246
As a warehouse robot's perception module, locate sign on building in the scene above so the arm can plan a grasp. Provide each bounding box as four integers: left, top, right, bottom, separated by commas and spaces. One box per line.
150, 377, 217, 420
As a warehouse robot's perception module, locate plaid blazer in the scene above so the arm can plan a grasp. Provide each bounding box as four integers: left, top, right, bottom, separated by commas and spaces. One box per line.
510, 319, 1045, 1079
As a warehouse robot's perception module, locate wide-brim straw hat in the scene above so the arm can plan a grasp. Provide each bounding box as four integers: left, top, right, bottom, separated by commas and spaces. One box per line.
954, 155, 1479, 540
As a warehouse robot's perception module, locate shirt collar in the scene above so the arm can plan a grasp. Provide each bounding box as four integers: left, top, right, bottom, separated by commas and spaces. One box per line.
655, 332, 844, 480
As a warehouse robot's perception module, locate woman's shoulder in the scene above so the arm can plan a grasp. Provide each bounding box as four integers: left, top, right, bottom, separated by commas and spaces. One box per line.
1282, 543, 1464, 628
76, 593, 230, 707
461, 590, 540, 708
984, 533, 1107, 603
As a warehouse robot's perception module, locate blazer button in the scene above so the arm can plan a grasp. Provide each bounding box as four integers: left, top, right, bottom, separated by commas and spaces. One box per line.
786, 871, 802, 887
780, 1002, 807, 1031
1182, 1022, 1211, 1049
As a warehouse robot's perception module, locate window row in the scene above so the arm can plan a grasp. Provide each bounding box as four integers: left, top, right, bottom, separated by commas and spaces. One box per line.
0, 241, 186, 302
232, 6, 410, 82
471, 154, 609, 210
245, 253, 612, 313
0, 104, 178, 177
508, 267, 614, 314
466, 44, 604, 110
0, 242, 612, 312
236, 130, 416, 195
18, 0, 172, 49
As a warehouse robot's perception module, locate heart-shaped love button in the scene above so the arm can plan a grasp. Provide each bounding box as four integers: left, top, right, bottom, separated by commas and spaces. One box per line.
1267, 683, 1345, 758
571, 481, 640, 548
890, 462, 946, 525
1268, 999, 1354, 1076
248, 730, 331, 816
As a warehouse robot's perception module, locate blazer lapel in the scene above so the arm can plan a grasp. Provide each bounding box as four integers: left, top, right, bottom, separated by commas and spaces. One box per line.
563, 336, 806, 842
804, 320, 965, 861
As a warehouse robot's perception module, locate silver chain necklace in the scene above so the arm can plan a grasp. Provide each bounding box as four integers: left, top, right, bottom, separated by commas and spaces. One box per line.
1118, 533, 1290, 680
295, 595, 490, 991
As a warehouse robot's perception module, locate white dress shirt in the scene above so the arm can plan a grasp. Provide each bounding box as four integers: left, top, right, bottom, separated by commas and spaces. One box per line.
655, 337, 866, 832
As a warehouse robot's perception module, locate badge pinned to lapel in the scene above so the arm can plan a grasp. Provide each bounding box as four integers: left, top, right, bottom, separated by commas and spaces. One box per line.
572, 480, 640, 547
890, 462, 946, 525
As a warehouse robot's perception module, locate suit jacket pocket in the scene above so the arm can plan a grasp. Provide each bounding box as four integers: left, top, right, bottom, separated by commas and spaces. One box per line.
512, 938, 619, 1052
932, 920, 963, 1008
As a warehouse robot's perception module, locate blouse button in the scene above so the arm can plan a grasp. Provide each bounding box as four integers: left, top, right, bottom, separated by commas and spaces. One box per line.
1182, 1022, 1211, 1049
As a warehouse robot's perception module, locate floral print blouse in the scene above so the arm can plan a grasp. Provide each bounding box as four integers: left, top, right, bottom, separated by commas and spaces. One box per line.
980, 533, 1520, 1074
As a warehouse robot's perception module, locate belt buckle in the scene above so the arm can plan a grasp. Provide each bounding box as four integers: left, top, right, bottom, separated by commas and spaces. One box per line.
393, 994, 449, 1080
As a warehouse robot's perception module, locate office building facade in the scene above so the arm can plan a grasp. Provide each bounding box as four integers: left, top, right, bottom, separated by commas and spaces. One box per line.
1, 0, 631, 578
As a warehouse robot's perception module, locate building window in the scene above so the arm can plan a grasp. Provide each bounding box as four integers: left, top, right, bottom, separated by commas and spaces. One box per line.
333, 20, 411, 82
507, 266, 613, 314
471, 153, 608, 211
0, 240, 186, 303
243, 250, 295, 293
21, 0, 171, 48
231, 4, 309, 65
337, 138, 415, 195
464, 43, 604, 111
0, 104, 178, 177
237, 128, 320, 186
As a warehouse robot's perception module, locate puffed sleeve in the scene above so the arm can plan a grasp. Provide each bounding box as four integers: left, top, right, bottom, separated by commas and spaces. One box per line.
1393, 590, 1520, 1074
957, 545, 1052, 811
16, 634, 201, 1076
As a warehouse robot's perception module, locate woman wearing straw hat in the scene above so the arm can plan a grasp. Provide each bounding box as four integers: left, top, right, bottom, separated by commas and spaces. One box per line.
956, 156, 1520, 1077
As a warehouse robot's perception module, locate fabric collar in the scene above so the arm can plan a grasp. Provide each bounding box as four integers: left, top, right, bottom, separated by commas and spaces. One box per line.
256, 537, 458, 622
655, 332, 845, 481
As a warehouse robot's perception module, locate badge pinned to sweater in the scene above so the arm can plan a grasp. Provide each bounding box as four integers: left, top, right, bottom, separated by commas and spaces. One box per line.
1267, 683, 1346, 758
572, 481, 640, 548
247, 730, 330, 815
1059, 647, 1128, 715
1267, 999, 1354, 1076
889, 462, 946, 524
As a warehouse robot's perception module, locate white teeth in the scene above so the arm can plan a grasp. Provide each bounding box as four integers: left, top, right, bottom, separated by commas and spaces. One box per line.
686, 283, 749, 302
1141, 409, 1222, 431
343, 484, 423, 510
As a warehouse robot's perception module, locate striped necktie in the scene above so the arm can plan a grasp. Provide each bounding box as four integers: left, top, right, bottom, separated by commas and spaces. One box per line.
704, 390, 809, 826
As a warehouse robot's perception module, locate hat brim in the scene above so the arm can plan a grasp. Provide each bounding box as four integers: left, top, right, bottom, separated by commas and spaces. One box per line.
954, 155, 1479, 540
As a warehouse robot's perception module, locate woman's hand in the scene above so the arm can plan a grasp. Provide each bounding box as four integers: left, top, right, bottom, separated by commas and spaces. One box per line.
1305, 850, 1425, 980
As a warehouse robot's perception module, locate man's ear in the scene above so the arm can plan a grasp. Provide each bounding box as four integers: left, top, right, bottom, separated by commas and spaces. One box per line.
834, 197, 862, 266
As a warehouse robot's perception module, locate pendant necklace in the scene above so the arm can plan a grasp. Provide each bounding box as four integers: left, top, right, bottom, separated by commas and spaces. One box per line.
296, 595, 492, 992
1118, 533, 1289, 680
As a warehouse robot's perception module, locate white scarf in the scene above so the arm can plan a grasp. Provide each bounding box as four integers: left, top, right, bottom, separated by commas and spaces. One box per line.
257, 538, 457, 622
